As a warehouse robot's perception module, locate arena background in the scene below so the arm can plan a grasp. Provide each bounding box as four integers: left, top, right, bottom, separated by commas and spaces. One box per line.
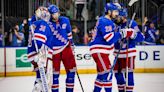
0, 0, 164, 77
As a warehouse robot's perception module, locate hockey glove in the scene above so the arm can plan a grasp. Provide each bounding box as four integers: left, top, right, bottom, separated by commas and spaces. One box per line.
120, 28, 136, 39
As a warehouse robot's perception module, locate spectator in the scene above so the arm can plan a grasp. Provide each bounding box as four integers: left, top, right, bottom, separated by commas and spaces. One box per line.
83, 33, 90, 45
160, 37, 164, 44
156, 31, 164, 44
0, 26, 3, 47
9, 24, 25, 47
87, 27, 95, 43
4, 17, 13, 46
65, 0, 74, 19
143, 18, 159, 45
72, 25, 80, 45
20, 19, 29, 46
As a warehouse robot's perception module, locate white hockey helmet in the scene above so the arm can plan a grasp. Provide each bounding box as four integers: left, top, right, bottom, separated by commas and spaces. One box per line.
35, 6, 50, 21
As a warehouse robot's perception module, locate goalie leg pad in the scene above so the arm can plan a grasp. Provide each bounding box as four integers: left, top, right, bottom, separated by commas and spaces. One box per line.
66, 71, 75, 92
52, 73, 59, 92
32, 80, 43, 92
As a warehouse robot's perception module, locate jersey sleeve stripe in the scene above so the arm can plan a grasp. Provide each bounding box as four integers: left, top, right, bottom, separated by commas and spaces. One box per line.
67, 32, 72, 39
34, 33, 47, 43
104, 33, 114, 42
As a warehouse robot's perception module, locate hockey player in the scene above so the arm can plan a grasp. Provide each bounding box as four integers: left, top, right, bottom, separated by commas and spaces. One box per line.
113, 8, 145, 92
48, 5, 77, 92
27, 6, 53, 91
89, 3, 137, 92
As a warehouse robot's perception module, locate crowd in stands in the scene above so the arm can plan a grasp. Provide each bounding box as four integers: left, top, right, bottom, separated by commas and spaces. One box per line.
0, 16, 164, 47
0, 0, 164, 47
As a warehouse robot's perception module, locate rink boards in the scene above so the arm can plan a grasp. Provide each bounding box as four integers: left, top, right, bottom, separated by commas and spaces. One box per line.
0, 45, 164, 76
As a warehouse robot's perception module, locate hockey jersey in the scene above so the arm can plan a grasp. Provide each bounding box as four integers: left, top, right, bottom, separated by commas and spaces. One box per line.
144, 27, 158, 45
114, 19, 145, 58
49, 16, 73, 54
89, 16, 122, 54
28, 15, 37, 26
27, 19, 53, 62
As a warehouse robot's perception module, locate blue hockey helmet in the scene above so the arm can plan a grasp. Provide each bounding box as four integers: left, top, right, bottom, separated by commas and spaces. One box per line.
119, 8, 128, 17
105, 3, 119, 13
48, 5, 59, 14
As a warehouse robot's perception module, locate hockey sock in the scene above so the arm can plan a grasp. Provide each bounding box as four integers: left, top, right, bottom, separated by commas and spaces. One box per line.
34, 69, 41, 84
115, 72, 126, 92
126, 72, 134, 92
93, 74, 103, 92
66, 72, 75, 92
52, 73, 59, 92
103, 73, 112, 92
33, 69, 42, 92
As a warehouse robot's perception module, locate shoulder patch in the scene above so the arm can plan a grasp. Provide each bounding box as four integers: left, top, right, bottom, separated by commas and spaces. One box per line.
39, 25, 46, 32
62, 23, 67, 29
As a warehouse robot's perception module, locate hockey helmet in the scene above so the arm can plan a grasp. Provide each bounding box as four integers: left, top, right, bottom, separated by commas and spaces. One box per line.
35, 6, 50, 21
105, 3, 119, 13
48, 5, 60, 14
119, 8, 128, 17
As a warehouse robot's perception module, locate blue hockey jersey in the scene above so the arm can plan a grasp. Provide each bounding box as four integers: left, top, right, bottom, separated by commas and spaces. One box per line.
144, 27, 159, 45
27, 19, 53, 62
114, 20, 145, 58
89, 16, 122, 54
49, 16, 73, 54
28, 15, 37, 26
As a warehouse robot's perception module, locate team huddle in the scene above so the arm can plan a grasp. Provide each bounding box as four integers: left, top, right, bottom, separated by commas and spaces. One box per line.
27, 2, 144, 92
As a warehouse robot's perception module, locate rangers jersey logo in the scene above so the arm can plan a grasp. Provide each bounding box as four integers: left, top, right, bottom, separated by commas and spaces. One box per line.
62, 24, 67, 29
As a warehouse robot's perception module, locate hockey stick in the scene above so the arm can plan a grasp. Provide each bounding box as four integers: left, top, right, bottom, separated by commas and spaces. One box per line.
125, 0, 139, 91
73, 46, 85, 92
76, 71, 84, 92
30, 25, 49, 92
108, 38, 125, 81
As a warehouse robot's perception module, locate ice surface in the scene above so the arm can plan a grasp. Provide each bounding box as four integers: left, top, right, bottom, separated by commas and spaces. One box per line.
0, 73, 164, 92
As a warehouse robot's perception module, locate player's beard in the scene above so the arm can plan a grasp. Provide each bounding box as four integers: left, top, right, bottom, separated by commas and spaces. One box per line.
111, 10, 119, 19
52, 13, 60, 22
114, 16, 123, 26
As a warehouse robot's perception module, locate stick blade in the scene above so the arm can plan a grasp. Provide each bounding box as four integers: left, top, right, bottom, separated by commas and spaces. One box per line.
128, 0, 138, 6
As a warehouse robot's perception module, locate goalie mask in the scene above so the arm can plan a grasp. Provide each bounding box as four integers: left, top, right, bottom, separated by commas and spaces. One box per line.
35, 6, 50, 22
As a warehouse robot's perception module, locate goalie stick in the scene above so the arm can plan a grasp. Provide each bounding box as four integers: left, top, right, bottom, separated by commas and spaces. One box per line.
30, 25, 49, 92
